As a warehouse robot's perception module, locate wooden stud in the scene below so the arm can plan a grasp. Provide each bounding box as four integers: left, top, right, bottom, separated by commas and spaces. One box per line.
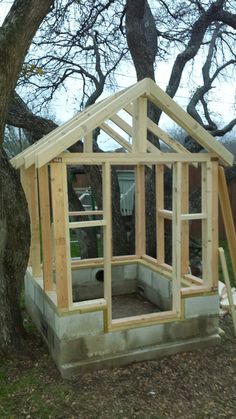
181, 163, 189, 275
27, 165, 41, 277
69, 220, 106, 229
135, 165, 146, 257
158, 209, 173, 220
20, 167, 32, 266
11, 91, 129, 169
147, 80, 233, 166
132, 97, 147, 153
84, 132, 93, 152
156, 165, 165, 263
218, 166, 236, 283
201, 161, 213, 287
211, 160, 219, 287
172, 162, 182, 315
38, 165, 53, 291
50, 162, 72, 309
69, 210, 103, 217
100, 122, 132, 152
219, 247, 236, 336
102, 162, 112, 327
34, 80, 149, 168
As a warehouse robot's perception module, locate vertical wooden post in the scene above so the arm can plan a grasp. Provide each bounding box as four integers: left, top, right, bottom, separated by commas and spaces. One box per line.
156, 164, 164, 263
50, 162, 72, 309
135, 165, 145, 257
201, 160, 213, 287
103, 162, 112, 327
218, 165, 236, 283
181, 163, 189, 274
211, 160, 218, 287
219, 247, 236, 336
84, 132, 93, 152
132, 97, 147, 152
172, 162, 182, 316
27, 165, 41, 276
20, 167, 32, 266
38, 165, 53, 291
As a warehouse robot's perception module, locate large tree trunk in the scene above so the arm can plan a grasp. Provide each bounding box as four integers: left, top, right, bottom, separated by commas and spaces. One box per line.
0, 0, 53, 356
126, 0, 159, 257
0, 147, 30, 356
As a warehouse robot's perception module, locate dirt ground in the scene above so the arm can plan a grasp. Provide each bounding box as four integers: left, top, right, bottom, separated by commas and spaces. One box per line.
0, 314, 236, 419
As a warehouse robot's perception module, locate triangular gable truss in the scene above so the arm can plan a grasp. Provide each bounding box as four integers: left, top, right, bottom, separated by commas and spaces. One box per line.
11, 78, 234, 169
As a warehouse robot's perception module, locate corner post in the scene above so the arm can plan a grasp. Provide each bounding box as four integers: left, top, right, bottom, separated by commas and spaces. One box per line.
50, 161, 72, 309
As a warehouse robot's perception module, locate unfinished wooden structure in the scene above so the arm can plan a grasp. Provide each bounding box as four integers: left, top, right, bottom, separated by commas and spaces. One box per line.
11, 78, 234, 377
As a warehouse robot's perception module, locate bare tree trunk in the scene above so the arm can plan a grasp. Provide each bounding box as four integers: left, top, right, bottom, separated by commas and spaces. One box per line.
0, 147, 30, 355
126, 0, 159, 257
0, 0, 53, 356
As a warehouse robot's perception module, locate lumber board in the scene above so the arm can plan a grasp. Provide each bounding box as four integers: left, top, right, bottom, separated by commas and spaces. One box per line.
181, 163, 189, 275
27, 165, 41, 276
11, 90, 130, 169
110, 310, 176, 332
218, 166, 236, 283
135, 165, 146, 257
59, 152, 213, 165
100, 122, 132, 152
219, 247, 236, 336
50, 162, 72, 309
158, 209, 173, 220
84, 132, 93, 152
38, 165, 53, 291
172, 162, 182, 315
69, 220, 106, 229
132, 97, 147, 152
20, 167, 32, 265
34, 80, 149, 168
69, 210, 103, 216
201, 161, 213, 287
211, 161, 219, 287
156, 165, 165, 263
102, 162, 112, 327
147, 79, 234, 166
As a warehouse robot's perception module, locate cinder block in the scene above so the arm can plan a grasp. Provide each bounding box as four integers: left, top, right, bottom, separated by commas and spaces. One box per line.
55, 311, 104, 339
35, 285, 44, 311
44, 300, 55, 329
126, 324, 164, 350
112, 266, 124, 281
124, 264, 137, 280
72, 268, 92, 285
138, 264, 152, 287
85, 331, 127, 358
185, 295, 219, 318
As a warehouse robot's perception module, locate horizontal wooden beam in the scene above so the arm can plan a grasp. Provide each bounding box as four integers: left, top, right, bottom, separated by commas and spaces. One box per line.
180, 212, 206, 220
69, 220, 106, 229
69, 210, 103, 216
59, 152, 213, 165
158, 209, 173, 220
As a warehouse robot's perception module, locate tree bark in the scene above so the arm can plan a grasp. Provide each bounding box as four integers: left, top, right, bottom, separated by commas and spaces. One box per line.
0, 0, 53, 356
126, 0, 158, 257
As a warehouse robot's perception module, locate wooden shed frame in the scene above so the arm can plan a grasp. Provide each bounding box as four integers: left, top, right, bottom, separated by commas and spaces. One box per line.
12, 78, 234, 334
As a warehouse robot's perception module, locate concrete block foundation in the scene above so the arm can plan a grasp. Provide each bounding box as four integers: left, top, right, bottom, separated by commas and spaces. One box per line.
25, 265, 220, 378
